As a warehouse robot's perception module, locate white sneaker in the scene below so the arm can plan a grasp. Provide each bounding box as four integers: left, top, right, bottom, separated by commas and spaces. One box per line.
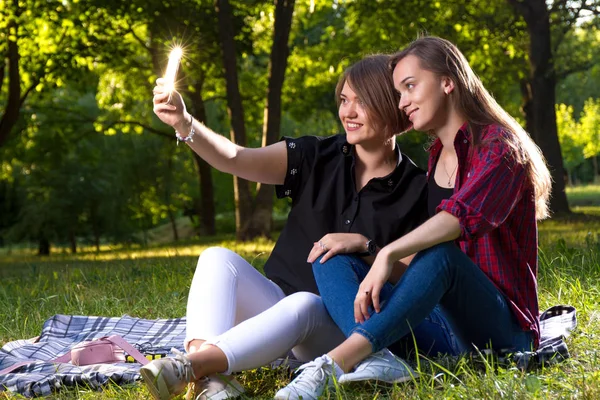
338, 348, 417, 384
140, 349, 197, 400
189, 374, 245, 400
274, 354, 343, 400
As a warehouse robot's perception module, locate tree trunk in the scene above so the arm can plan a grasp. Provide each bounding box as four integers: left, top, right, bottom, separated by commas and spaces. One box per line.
188, 82, 216, 235
0, 13, 22, 148
163, 154, 180, 242
168, 208, 179, 241
519, 78, 533, 135
593, 156, 599, 184
69, 230, 77, 254
215, 0, 253, 240
93, 228, 100, 251
192, 154, 216, 235
0, 58, 5, 94
508, 0, 570, 215
242, 0, 296, 239
38, 237, 50, 256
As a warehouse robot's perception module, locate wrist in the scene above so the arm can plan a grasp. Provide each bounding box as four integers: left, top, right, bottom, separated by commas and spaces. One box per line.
174, 112, 192, 136
357, 236, 377, 256
174, 113, 195, 145
378, 246, 395, 264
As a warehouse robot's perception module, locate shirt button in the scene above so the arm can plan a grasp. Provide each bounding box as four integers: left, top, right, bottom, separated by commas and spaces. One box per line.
463, 139, 468, 144
354, 196, 358, 202
344, 219, 351, 225
342, 145, 349, 154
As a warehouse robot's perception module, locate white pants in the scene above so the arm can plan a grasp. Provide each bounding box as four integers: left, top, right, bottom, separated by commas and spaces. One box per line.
185, 247, 346, 374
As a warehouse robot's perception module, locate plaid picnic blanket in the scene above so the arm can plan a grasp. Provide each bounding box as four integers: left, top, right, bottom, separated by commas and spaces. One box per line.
0, 314, 186, 397
0, 306, 577, 397
508, 305, 578, 369
476, 305, 577, 369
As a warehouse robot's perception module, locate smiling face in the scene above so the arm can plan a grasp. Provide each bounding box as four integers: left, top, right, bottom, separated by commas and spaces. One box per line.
338, 81, 380, 145
392, 54, 454, 133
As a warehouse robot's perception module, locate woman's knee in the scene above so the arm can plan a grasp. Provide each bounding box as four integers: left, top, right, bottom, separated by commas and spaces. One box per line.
312, 253, 358, 279
411, 242, 463, 272
195, 247, 246, 277
198, 246, 237, 264
279, 292, 326, 317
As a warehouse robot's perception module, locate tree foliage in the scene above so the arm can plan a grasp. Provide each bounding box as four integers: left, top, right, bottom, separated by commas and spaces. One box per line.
580, 98, 600, 161
1, 0, 599, 250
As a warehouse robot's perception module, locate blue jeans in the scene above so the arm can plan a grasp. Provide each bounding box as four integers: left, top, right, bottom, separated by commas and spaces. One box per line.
313, 242, 533, 356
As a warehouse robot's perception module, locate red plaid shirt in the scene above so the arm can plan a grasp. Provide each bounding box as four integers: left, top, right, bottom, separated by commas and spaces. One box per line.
431, 123, 540, 346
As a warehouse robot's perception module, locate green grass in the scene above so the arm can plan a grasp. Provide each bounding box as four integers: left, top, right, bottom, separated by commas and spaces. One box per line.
1, 186, 600, 399
566, 184, 600, 207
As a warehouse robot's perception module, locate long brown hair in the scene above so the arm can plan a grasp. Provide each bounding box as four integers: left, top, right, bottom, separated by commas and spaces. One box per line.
390, 36, 551, 219
335, 54, 410, 139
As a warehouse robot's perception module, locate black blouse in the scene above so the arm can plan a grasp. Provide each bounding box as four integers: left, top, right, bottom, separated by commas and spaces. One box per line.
265, 134, 428, 295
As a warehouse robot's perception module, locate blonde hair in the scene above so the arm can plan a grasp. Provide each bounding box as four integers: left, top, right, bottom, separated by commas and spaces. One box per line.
390, 36, 551, 219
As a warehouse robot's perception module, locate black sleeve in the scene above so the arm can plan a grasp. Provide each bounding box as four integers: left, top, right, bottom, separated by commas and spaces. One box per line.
275, 136, 320, 202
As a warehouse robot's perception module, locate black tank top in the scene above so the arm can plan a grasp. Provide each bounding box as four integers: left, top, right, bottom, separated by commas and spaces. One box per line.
428, 162, 454, 217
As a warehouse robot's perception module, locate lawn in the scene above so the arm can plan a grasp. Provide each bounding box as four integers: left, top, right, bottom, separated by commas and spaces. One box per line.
1, 186, 600, 399
566, 184, 600, 207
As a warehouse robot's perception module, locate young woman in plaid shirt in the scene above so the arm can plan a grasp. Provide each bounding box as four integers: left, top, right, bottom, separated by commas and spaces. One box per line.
275, 36, 552, 400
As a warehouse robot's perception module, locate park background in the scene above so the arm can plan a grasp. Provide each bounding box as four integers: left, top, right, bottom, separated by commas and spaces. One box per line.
1, 0, 600, 398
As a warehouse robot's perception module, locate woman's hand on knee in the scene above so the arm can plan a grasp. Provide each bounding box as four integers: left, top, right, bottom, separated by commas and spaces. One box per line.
307, 233, 368, 264
354, 250, 395, 322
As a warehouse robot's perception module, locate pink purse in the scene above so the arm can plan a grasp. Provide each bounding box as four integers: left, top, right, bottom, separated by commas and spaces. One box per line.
70, 337, 127, 365
0, 335, 148, 375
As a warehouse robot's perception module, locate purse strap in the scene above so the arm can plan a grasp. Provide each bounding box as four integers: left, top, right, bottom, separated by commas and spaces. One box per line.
0, 350, 73, 375
0, 361, 37, 376
103, 335, 149, 366
0, 335, 149, 375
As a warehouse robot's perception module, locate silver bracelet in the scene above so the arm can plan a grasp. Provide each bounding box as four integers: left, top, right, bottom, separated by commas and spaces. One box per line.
175, 114, 195, 145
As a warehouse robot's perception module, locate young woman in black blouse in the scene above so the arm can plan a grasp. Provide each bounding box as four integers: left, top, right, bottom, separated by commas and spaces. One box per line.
141, 55, 427, 400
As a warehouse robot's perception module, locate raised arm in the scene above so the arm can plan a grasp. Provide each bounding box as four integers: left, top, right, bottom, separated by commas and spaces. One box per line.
153, 79, 287, 185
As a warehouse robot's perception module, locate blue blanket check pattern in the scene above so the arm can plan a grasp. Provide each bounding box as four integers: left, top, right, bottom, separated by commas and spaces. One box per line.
0, 305, 577, 397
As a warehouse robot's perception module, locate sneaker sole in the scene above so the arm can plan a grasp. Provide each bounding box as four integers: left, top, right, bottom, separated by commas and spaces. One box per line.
140, 366, 171, 400
273, 391, 294, 400
339, 373, 417, 384
200, 389, 243, 400
338, 371, 419, 385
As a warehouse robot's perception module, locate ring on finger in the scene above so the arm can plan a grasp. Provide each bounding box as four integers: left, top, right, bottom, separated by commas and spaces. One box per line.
319, 241, 326, 250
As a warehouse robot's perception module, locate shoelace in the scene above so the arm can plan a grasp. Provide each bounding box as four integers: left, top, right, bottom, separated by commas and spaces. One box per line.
193, 375, 228, 399
354, 350, 412, 378
193, 376, 212, 400
369, 350, 388, 361
353, 350, 385, 370
291, 356, 332, 392
171, 348, 198, 383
